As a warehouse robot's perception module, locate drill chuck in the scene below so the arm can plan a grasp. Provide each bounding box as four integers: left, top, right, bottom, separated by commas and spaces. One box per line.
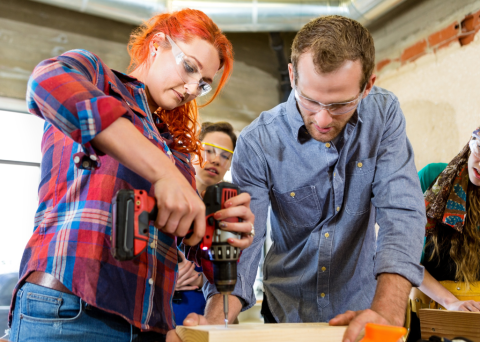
213, 260, 237, 294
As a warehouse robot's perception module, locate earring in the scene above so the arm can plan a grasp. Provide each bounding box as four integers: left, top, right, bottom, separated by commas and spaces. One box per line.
151, 51, 155, 57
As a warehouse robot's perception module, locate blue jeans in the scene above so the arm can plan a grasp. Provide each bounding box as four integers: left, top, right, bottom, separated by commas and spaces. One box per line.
9, 283, 166, 342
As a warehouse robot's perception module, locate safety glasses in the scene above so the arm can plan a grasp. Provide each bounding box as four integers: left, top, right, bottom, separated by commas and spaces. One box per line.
470, 128, 480, 158
202, 142, 233, 167
294, 85, 366, 116
166, 35, 212, 97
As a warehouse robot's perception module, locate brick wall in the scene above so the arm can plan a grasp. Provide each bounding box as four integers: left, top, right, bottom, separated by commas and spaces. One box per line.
372, 1, 480, 171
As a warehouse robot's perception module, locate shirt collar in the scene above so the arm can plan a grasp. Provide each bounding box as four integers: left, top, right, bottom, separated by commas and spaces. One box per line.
112, 69, 144, 88
286, 89, 309, 142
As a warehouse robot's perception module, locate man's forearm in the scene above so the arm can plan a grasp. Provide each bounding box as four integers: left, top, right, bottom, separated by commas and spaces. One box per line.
204, 294, 243, 324
371, 273, 412, 326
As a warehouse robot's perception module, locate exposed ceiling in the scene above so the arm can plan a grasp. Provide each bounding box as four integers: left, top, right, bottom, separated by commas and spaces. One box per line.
29, 0, 406, 32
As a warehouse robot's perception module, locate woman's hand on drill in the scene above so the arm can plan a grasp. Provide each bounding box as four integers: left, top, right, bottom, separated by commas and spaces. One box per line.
212, 192, 255, 250
153, 174, 205, 246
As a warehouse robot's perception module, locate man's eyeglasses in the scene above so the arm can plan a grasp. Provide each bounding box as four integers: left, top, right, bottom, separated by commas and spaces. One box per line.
166, 35, 212, 97
202, 143, 233, 167
294, 85, 366, 116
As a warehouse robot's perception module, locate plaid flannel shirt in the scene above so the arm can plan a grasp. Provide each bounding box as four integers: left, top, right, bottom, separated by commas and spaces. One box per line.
10, 49, 195, 333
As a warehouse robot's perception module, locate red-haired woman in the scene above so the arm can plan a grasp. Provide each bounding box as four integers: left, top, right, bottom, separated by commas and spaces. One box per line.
8, 9, 254, 342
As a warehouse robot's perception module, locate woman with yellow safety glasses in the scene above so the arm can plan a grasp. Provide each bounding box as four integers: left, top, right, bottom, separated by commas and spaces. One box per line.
173, 121, 237, 324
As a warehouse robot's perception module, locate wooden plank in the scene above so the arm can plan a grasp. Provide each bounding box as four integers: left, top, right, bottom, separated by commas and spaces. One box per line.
176, 323, 349, 342
419, 309, 480, 341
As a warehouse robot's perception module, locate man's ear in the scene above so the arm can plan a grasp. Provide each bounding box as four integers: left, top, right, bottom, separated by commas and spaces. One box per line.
288, 63, 295, 89
362, 73, 377, 98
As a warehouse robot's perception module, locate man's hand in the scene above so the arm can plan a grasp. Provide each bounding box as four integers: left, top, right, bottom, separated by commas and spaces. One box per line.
329, 273, 411, 342
175, 252, 203, 291
166, 313, 209, 342
329, 309, 390, 342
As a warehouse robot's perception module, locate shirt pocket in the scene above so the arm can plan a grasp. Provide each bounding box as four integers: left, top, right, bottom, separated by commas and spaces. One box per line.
344, 156, 376, 215
272, 185, 322, 228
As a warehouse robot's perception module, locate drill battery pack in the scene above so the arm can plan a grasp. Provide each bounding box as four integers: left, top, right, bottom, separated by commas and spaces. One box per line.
111, 189, 157, 261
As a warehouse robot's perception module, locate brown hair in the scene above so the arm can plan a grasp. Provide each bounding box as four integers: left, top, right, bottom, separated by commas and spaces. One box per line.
291, 15, 375, 89
127, 9, 234, 162
429, 174, 480, 287
199, 122, 237, 150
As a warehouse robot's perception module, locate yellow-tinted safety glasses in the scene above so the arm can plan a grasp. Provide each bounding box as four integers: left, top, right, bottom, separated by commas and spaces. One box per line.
202, 142, 233, 167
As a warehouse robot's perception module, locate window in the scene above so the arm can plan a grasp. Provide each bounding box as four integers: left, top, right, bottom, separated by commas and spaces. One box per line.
0, 109, 44, 274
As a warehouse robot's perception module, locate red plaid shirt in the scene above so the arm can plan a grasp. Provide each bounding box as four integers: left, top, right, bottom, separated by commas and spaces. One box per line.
11, 49, 195, 333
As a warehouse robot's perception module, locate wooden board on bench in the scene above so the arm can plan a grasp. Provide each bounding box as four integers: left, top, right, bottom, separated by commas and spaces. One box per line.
176, 323, 348, 342
419, 309, 480, 341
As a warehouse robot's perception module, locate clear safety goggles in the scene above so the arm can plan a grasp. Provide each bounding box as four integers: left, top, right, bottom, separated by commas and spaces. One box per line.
166, 35, 212, 97
294, 85, 366, 116
202, 142, 233, 166
470, 128, 480, 158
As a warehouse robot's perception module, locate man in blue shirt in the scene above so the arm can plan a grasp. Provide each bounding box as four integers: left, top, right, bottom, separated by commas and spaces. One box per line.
172, 15, 426, 342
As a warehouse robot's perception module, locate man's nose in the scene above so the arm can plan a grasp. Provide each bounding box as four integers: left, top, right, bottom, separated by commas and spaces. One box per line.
314, 108, 333, 127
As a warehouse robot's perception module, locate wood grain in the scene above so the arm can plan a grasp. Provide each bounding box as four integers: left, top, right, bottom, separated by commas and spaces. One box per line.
419, 309, 480, 341
176, 323, 349, 342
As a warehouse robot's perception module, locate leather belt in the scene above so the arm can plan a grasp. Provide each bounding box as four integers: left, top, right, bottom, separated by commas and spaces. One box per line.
25, 271, 74, 295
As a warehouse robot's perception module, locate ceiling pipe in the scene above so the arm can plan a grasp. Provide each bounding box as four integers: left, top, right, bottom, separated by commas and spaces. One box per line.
29, 0, 406, 31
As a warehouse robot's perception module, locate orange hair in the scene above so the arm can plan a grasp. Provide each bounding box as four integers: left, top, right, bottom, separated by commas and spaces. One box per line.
127, 9, 234, 161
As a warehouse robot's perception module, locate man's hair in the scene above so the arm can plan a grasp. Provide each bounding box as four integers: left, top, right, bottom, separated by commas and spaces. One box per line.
291, 15, 375, 89
199, 122, 237, 150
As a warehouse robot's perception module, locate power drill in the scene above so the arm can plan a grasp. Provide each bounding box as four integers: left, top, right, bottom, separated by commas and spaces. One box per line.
110, 182, 241, 327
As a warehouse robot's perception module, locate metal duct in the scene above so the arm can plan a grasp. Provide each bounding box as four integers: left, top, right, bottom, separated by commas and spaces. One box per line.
29, 0, 406, 31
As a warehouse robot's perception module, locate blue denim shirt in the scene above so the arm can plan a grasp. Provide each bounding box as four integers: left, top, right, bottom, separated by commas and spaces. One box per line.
204, 86, 426, 323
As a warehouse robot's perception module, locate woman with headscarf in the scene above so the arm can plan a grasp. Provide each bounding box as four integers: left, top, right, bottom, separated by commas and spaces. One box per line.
407, 127, 480, 342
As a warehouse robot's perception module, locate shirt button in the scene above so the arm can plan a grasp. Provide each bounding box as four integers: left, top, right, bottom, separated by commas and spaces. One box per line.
357, 162, 363, 168
321, 293, 325, 298
150, 242, 156, 249
336, 206, 340, 212
321, 267, 326, 272
325, 143, 331, 148
325, 233, 329, 238
333, 172, 336, 177
90, 155, 97, 161
148, 278, 154, 285
74, 156, 80, 163
290, 192, 295, 198
82, 161, 90, 168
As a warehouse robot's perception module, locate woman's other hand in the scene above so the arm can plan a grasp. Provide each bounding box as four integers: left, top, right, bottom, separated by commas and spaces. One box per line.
175, 252, 203, 291
212, 192, 255, 250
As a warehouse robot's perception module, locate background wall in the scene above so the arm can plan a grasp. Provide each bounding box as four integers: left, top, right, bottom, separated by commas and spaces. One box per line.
370, 0, 480, 170
0, 0, 292, 132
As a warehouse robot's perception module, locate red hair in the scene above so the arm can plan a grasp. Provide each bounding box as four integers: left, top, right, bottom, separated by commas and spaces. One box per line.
127, 9, 234, 161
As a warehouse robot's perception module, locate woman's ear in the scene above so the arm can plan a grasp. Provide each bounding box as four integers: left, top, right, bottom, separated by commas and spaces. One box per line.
150, 32, 166, 57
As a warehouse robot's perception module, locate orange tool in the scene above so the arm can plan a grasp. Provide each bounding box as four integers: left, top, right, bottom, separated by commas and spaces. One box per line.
359, 323, 406, 342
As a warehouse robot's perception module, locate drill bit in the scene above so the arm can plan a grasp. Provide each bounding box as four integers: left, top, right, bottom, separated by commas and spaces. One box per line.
223, 294, 229, 328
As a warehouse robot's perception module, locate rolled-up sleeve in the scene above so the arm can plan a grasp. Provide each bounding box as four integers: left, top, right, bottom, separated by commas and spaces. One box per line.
26, 49, 129, 167
203, 133, 271, 311
371, 98, 426, 287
